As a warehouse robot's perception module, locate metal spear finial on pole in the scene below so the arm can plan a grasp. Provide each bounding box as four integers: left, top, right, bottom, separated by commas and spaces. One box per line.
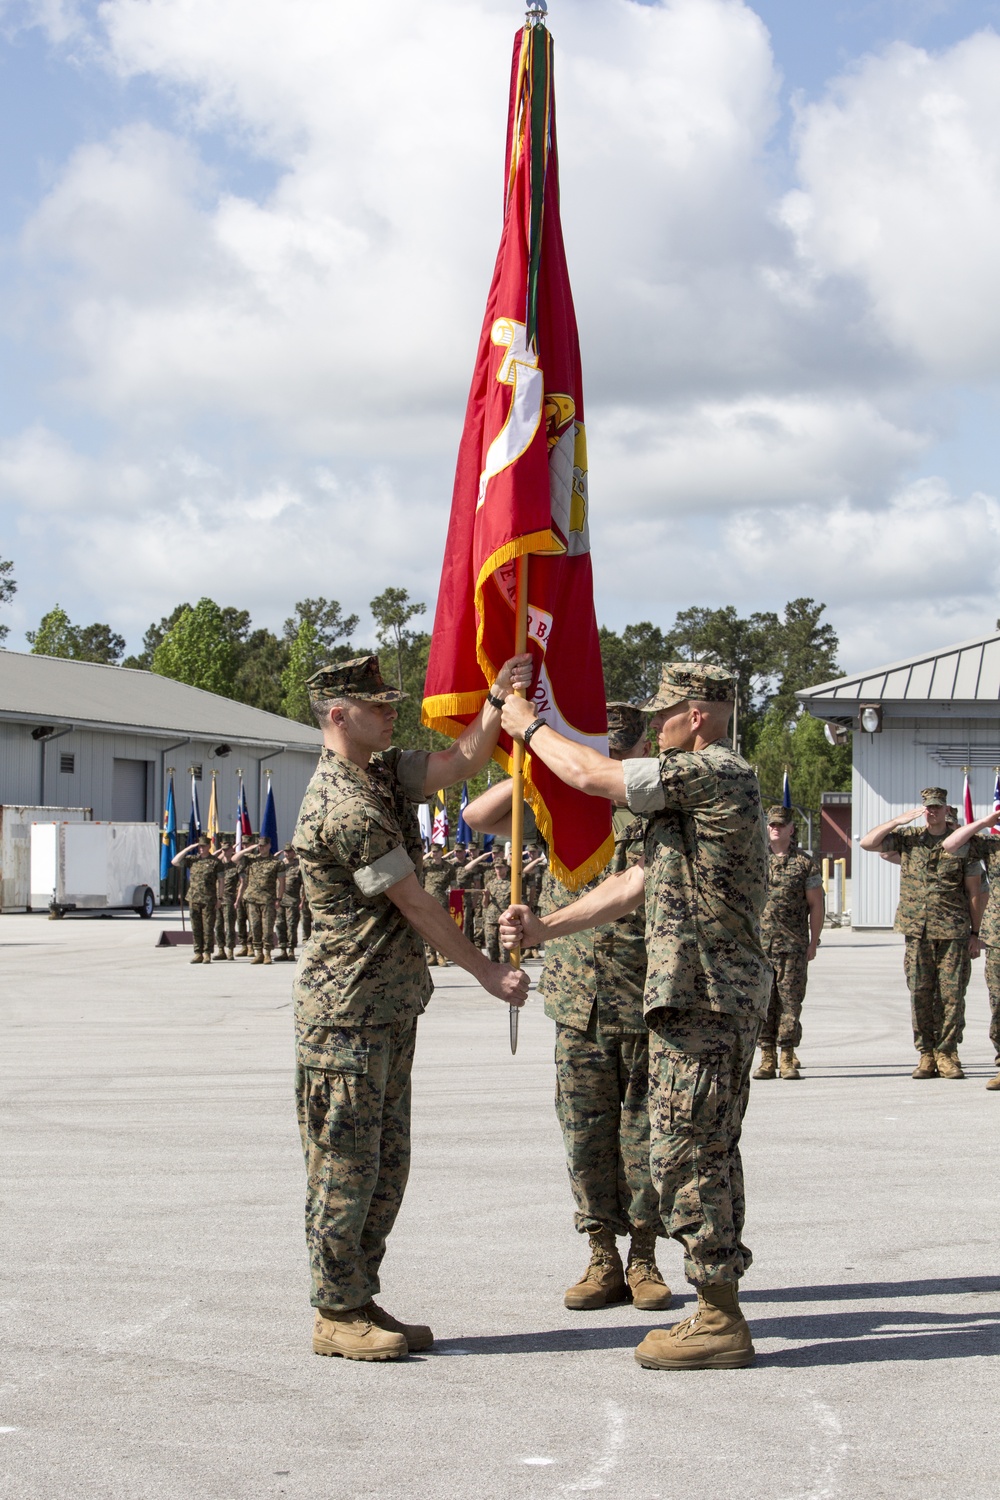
526, 1, 547, 26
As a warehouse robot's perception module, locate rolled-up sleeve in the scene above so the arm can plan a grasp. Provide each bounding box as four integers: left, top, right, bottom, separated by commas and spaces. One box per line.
396, 749, 431, 803
623, 758, 666, 815
354, 845, 415, 897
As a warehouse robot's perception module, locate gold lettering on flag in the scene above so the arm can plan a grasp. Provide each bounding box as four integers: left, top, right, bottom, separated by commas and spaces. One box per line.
477, 318, 544, 508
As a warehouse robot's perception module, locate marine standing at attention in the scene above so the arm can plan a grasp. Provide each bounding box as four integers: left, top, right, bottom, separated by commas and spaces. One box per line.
752, 806, 825, 1082
499, 664, 770, 1370
293, 653, 531, 1363
236, 835, 285, 966
860, 789, 982, 1079
465, 702, 671, 1316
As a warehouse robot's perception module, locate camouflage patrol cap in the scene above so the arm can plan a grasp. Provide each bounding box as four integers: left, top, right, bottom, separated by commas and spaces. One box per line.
197, 834, 210, 847
643, 661, 736, 712
606, 702, 647, 753
283, 842, 295, 853
219, 834, 235, 846
306, 654, 407, 703
766, 806, 794, 826
921, 787, 949, 807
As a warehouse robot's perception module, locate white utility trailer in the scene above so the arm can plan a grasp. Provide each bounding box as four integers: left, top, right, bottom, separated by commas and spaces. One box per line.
0, 805, 92, 911
30, 821, 159, 919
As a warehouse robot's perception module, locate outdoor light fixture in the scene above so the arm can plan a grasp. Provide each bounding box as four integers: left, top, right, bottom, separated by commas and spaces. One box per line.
824, 722, 850, 747
30, 725, 55, 741
859, 704, 883, 734
214, 744, 232, 758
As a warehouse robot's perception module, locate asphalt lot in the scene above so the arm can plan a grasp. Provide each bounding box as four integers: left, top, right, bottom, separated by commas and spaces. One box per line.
2, 913, 999, 1500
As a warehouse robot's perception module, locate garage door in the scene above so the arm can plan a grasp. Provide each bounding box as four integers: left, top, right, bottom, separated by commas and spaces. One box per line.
112, 759, 148, 821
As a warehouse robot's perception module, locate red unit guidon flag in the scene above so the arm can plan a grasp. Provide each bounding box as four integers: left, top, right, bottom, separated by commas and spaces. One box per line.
422, 17, 612, 888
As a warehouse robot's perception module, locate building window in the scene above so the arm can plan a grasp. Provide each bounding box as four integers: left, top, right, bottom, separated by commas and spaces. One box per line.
192, 764, 203, 780
60, 753, 75, 774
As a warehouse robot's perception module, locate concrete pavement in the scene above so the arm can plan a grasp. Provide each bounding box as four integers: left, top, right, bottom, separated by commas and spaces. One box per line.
2, 914, 999, 1499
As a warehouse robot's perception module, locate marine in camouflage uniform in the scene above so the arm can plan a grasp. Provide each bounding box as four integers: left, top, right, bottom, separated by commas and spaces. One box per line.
942, 815, 1000, 1089
172, 836, 223, 963
238, 839, 285, 965
455, 849, 489, 947
753, 807, 824, 1082
293, 653, 530, 1362
482, 861, 512, 964
422, 847, 455, 966
276, 844, 304, 960
214, 838, 240, 958
863, 787, 981, 1079
501, 663, 770, 1369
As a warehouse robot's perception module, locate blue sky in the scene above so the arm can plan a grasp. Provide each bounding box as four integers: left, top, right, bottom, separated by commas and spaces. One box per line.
2, 0, 1000, 672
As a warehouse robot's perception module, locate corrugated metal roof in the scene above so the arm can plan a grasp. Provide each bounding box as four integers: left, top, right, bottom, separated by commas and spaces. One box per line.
0, 650, 322, 749
797, 632, 1000, 705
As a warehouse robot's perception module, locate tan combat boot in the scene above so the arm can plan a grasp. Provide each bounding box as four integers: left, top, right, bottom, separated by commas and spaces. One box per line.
213, 949, 226, 961
912, 1053, 937, 1079
202, 953, 212, 964
986, 1070, 1000, 1091
365, 1300, 434, 1352
312, 1307, 407, 1361
235, 945, 249, 958
226, 948, 235, 961
263, 949, 273, 965
752, 1046, 777, 1080
779, 1046, 800, 1080
626, 1229, 672, 1312
189, 953, 203, 964
634, 1282, 754, 1370
935, 1051, 965, 1079
250, 950, 263, 965
564, 1229, 627, 1310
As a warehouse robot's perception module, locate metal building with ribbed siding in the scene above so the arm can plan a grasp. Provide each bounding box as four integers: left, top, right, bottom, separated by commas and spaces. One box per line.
798, 632, 1000, 928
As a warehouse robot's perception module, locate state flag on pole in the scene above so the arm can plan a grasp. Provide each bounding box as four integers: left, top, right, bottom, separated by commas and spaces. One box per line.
160, 775, 177, 882
207, 777, 220, 841
262, 777, 278, 851
431, 791, 450, 848
993, 770, 1000, 834
422, 16, 611, 889
964, 770, 974, 825
456, 783, 473, 849
235, 778, 252, 854
782, 770, 792, 810
188, 774, 202, 848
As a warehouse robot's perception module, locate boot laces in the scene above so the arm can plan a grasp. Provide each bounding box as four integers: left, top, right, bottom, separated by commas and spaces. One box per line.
628, 1257, 664, 1283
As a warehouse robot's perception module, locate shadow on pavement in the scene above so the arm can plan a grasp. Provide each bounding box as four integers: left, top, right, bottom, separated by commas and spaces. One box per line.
755, 1307, 1000, 1366
742, 1276, 1000, 1303
432, 1322, 674, 1356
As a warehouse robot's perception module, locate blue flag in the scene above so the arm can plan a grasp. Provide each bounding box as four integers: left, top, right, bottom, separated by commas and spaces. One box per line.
782, 770, 792, 810
262, 778, 278, 851
160, 776, 177, 881
456, 782, 473, 848
188, 773, 202, 848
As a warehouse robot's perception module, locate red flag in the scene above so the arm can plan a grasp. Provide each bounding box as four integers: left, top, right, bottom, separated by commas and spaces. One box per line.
964, 771, 974, 825
422, 18, 612, 888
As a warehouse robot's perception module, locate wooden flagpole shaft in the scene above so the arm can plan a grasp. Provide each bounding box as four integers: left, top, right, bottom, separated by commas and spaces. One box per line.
508, 556, 529, 1054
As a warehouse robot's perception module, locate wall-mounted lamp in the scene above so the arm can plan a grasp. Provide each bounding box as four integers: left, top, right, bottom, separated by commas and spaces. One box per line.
859, 704, 883, 734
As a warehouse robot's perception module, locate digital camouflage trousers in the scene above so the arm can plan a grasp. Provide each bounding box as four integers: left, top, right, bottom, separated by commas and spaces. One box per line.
188, 898, 216, 956
214, 897, 237, 953
647, 1009, 760, 1287
903, 935, 970, 1055
759, 948, 809, 1047
276, 903, 299, 952
246, 898, 276, 954
484, 914, 502, 964
554, 1016, 661, 1239
295, 1014, 418, 1311
984, 946, 1000, 1064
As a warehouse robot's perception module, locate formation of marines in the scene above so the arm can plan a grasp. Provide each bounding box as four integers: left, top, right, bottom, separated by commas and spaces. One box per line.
171, 833, 312, 964
169, 646, 1000, 1373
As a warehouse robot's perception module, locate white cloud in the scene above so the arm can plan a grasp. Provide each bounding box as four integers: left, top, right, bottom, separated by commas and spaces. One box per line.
782, 29, 1000, 376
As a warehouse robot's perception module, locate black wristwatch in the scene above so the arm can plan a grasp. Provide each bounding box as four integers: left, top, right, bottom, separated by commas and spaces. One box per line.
523, 717, 548, 748
486, 687, 506, 711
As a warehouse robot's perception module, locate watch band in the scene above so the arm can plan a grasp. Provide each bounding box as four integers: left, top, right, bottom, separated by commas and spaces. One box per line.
522, 717, 548, 748
486, 688, 506, 711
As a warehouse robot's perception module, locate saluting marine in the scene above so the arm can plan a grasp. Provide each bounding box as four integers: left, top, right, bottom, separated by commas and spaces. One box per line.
172, 835, 224, 964
861, 788, 982, 1079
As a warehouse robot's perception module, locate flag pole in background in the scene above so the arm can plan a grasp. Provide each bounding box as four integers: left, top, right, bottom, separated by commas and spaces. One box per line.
963, 766, 974, 825
992, 767, 1000, 834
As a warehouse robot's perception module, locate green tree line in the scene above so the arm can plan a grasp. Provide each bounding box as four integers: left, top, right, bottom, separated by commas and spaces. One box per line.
14, 576, 850, 844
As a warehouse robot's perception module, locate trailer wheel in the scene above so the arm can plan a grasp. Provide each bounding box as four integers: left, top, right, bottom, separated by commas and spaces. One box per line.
48, 905, 64, 921
136, 888, 155, 919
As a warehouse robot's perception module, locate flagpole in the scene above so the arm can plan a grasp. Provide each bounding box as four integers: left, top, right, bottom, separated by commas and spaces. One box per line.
507, 554, 530, 1054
